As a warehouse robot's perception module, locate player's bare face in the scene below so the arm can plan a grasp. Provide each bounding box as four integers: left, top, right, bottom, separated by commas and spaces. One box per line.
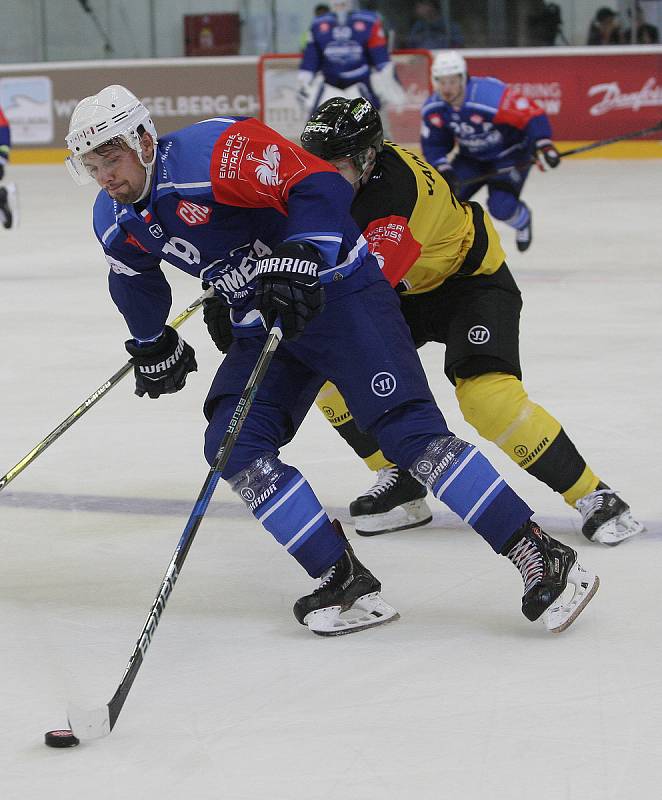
82, 146, 146, 204
437, 75, 465, 106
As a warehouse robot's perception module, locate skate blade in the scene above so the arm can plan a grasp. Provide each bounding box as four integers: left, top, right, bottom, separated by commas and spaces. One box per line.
354, 499, 432, 536
592, 511, 644, 546
543, 562, 600, 633
304, 592, 400, 636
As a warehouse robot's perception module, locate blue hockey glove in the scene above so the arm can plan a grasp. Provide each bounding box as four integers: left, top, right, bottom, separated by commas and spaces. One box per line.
253, 241, 325, 340
125, 325, 197, 399
534, 139, 561, 171
203, 295, 233, 353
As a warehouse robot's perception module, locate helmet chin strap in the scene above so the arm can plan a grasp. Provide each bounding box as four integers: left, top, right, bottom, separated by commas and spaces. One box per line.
136, 159, 154, 202
135, 147, 156, 202
351, 148, 376, 187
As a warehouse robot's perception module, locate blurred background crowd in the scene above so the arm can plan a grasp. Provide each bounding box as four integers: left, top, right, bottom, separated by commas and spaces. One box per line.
1, 0, 660, 64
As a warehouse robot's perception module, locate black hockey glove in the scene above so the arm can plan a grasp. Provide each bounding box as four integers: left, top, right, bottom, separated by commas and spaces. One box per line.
0, 162, 4, 181
125, 325, 197, 399
534, 139, 561, 171
203, 295, 234, 353
253, 241, 325, 340
437, 163, 459, 195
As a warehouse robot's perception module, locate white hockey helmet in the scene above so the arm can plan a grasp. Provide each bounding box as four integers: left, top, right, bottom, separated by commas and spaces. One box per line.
65, 84, 157, 185
431, 50, 467, 82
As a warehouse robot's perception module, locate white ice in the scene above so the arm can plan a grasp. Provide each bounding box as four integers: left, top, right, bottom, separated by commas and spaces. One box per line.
0, 159, 661, 800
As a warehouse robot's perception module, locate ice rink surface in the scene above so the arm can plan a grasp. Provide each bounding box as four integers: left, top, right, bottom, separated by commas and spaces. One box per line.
1, 159, 661, 800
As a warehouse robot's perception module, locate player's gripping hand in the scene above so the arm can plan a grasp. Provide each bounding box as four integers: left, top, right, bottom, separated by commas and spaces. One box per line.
437, 163, 459, 195
125, 325, 197, 399
0, 162, 4, 181
253, 241, 325, 340
203, 295, 233, 353
534, 139, 560, 171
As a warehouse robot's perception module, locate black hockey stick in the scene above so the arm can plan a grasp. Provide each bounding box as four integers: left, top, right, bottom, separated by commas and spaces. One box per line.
66, 323, 283, 740
0, 289, 212, 493
456, 119, 662, 189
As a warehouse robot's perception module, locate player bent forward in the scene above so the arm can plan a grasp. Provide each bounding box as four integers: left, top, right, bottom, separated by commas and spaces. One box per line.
292, 97, 643, 545
66, 84, 599, 636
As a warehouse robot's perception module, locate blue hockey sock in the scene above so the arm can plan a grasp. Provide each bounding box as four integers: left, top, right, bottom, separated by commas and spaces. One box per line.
410, 436, 532, 552
228, 455, 345, 577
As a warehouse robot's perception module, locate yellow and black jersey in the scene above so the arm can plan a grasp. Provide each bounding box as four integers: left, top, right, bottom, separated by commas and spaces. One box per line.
351, 141, 506, 294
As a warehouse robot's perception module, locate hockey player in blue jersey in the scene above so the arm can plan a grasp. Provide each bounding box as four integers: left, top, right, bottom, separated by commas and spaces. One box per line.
65, 84, 598, 636
298, 0, 405, 115
0, 106, 14, 229
421, 51, 560, 252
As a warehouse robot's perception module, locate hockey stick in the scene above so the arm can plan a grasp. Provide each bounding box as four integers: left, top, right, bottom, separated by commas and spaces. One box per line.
66, 323, 283, 740
0, 289, 213, 492
456, 119, 662, 189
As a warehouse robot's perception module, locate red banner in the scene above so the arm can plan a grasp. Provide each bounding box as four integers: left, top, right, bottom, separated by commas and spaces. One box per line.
465, 51, 662, 139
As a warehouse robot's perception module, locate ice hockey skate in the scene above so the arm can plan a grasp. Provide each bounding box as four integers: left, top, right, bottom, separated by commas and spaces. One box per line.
515, 210, 532, 252
576, 483, 644, 545
0, 183, 15, 229
504, 520, 599, 633
293, 521, 399, 636
349, 466, 432, 536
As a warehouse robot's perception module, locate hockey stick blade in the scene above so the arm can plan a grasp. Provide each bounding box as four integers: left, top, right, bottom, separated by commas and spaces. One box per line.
67, 703, 111, 740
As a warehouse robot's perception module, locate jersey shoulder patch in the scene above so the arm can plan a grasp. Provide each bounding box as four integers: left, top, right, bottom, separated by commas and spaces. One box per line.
467, 77, 505, 111
209, 117, 336, 210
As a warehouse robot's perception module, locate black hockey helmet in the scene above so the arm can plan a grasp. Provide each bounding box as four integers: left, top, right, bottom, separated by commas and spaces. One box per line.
300, 97, 384, 163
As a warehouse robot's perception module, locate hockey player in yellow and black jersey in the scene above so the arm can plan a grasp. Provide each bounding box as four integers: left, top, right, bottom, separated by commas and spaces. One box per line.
296, 96, 643, 546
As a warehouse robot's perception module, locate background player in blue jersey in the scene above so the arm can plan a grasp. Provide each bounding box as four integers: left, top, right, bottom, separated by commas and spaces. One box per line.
420, 51, 560, 253
0, 106, 14, 229
65, 84, 598, 636
298, 0, 405, 116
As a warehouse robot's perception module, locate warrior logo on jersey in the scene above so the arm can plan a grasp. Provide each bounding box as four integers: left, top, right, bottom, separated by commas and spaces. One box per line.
246, 144, 282, 187
176, 200, 212, 226
428, 114, 443, 128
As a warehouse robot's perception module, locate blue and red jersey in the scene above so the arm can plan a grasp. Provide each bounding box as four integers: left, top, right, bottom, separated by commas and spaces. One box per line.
0, 107, 10, 167
92, 116, 376, 342
421, 76, 552, 167
300, 10, 389, 89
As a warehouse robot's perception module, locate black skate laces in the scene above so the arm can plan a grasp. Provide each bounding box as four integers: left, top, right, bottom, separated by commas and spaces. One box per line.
364, 467, 400, 497
507, 535, 544, 594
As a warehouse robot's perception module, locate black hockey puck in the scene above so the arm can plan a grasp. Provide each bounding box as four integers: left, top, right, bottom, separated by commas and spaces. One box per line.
44, 729, 80, 748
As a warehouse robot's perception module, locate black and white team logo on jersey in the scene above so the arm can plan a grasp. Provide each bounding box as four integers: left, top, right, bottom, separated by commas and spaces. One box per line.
371, 371, 397, 397
467, 325, 490, 344
149, 224, 163, 239
240, 487, 256, 503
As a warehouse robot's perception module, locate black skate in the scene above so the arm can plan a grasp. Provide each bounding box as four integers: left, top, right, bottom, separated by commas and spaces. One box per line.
505, 520, 599, 633
293, 521, 399, 636
515, 207, 532, 252
0, 185, 12, 229
576, 482, 644, 545
350, 466, 432, 536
